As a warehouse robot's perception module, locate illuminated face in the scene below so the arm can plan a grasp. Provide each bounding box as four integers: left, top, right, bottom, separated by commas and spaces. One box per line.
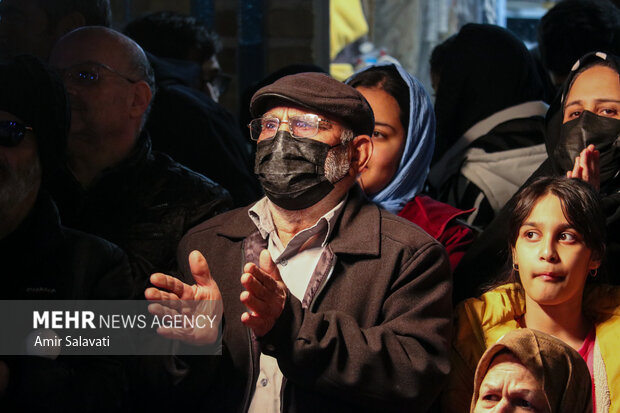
474, 353, 549, 413
355, 86, 406, 196
259, 106, 352, 184
513, 193, 600, 309
563, 65, 620, 123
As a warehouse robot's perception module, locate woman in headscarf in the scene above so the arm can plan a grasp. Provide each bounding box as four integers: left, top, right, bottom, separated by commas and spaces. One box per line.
442, 176, 620, 413
471, 329, 592, 413
346, 62, 474, 270
453, 51, 620, 299
428, 23, 549, 229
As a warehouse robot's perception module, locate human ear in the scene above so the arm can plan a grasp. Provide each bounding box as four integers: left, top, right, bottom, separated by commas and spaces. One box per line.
349, 134, 372, 176
128, 81, 153, 119
588, 254, 602, 271
511, 248, 518, 267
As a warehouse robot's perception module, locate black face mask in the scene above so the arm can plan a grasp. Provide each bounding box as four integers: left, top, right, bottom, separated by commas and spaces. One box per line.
555, 111, 620, 185
254, 131, 339, 210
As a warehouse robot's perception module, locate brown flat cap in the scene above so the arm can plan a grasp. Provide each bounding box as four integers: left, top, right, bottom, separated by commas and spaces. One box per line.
250, 72, 374, 137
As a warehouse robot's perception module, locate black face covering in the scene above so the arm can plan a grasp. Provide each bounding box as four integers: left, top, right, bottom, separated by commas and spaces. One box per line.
554, 111, 620, 185
254, 131, 339, 210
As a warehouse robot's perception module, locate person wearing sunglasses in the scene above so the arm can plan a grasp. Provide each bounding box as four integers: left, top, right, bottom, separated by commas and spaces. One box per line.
145, 72, 452, 412
0, 55, 134, 411
47, 26, 232, 287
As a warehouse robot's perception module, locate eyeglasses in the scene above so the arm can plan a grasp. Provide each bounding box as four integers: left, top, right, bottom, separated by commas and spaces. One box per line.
248, 114, 332, 141
0, 120, 33, 147
57, 61, 139, 86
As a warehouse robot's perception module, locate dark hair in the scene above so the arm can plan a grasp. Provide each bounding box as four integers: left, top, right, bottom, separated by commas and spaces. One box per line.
507, 176, 606, 279
347, 66, 410, 135
124, 11, 221, 63
429, 34, 457, 79
36, 0, 111, 28
538, 0, 620, 78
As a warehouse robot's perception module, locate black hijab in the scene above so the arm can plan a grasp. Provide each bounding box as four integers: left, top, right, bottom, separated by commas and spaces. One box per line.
433, 23, 545, 163
545, 51, 620, 189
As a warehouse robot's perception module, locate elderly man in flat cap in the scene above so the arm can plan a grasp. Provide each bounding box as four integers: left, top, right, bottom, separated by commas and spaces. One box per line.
147, 72, 452, 413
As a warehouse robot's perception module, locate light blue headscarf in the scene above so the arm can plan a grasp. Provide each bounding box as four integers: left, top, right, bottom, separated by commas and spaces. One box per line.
346, 62, 435, 214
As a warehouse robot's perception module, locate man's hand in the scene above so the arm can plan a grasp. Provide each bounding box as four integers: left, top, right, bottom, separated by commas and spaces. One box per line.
566, 144, 600, 191
145, 250, 223, 345
240, 250, 287, 337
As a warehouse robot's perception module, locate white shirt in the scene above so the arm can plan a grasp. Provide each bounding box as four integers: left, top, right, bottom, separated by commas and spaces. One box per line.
247, 196, 346, 413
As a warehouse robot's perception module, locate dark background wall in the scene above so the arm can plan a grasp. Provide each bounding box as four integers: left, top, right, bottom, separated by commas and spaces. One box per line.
110, 0, 329, 117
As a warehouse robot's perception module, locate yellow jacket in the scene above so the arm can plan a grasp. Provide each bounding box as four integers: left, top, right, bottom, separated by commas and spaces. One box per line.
442, 283, 620, 413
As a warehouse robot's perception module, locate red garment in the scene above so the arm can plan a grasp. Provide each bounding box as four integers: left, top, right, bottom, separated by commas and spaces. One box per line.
398, 195, 475, 270
578, 327, 597, 413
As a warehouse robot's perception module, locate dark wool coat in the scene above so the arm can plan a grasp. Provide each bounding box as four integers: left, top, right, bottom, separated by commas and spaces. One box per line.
176, 187, 453, 413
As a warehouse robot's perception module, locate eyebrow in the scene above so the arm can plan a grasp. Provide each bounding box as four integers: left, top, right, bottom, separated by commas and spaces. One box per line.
374, 121, 397, 132
521, 221, 576, 232
564, 98, 620, 108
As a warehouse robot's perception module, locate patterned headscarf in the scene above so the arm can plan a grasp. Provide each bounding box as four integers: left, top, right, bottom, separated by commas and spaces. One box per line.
346, 62, 435, 214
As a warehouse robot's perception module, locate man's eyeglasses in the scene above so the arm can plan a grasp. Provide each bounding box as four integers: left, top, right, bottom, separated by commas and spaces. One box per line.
0, 120, 32, 147
248, 114, 332, 141
57, 61, 139, 86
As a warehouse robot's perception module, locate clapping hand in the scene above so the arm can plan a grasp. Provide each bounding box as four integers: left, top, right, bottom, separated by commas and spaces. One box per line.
566, 144, 600, 191
240, 250, 287, 337
145, 250, 223, 345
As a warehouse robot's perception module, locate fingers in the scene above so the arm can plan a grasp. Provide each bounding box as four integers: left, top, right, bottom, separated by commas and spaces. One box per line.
240, 269, 285, 317
579, 152, 590, 183
259, 250, 283, 282
189, 250, 213, 285
239, 249, 287, 337
571, 155, 582, 179
241, 311, 272, 337
147, 273, 186, 299
586, 145, 600, 191
240, 289, 278, 319
243, 263, 279, 293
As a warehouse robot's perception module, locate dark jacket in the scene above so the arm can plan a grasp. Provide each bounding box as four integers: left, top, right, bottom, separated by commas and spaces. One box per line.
49, 132, 232, 294
429, 107, 548, 230
176, 187, 453, 413
146, 54, 262, 207
1, 192, 134, 412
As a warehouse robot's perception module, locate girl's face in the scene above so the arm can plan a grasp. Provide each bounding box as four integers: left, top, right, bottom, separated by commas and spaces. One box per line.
355, 86, 406, 195
563, 65, 620, 123
513, 193, 600, 309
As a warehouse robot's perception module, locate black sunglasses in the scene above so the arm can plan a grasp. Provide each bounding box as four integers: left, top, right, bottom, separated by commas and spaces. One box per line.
0, 120, 33, 147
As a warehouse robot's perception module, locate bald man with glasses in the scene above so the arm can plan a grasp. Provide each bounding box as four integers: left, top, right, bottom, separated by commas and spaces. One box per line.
48, 26, 231, 286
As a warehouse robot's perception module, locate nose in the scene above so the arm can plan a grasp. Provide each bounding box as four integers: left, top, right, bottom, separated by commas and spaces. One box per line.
276, 118, 292, 134
494, 399, 515, 413
539, 236, 559, 263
